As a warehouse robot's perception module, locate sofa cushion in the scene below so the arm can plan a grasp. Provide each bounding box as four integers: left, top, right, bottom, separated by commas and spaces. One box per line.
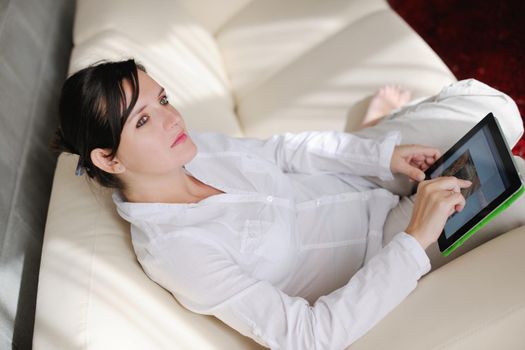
175, 0, 255, 34
351, 224, 525, 349
216, 0, 456, 137
70, 0, 243, 136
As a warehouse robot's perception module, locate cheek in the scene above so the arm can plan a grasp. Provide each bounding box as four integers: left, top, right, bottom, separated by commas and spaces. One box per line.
118, 135, 167, 169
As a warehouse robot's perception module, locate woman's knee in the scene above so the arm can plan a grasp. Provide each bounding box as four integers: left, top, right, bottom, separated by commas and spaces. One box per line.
439, 79, 523, 146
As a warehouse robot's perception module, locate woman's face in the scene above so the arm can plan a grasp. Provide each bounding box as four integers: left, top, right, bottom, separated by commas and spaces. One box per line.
115, 70, 197, 177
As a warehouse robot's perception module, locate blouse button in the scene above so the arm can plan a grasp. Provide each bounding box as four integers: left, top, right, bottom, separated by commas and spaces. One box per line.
266, 195, 273, 202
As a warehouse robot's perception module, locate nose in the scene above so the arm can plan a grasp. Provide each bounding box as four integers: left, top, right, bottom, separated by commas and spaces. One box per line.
163, 110, 180, 131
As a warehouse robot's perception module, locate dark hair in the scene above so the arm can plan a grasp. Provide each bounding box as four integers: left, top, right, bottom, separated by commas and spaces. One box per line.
51, 59, 146, 190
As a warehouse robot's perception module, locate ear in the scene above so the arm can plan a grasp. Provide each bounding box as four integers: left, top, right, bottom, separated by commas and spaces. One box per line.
90, 148, 126, 174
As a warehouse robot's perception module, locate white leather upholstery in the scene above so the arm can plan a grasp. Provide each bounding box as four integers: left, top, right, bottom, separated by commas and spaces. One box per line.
71, 0, 243, 137
216, 0, 455, 137
352, 225, 525, 350
34, 0, 525, 349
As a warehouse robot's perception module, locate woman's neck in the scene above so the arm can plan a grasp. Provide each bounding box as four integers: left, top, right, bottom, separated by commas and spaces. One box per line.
121, 168, 217, 204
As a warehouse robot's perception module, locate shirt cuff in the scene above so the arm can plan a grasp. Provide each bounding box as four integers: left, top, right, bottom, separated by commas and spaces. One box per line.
396, 232, 431, 277
376, 131, 402, 181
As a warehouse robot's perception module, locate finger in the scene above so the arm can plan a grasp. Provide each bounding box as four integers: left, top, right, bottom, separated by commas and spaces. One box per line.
415, 169, 426, 182
398, 145, 440, 160
455, 201, 466, 212
440, 192, 465, 217
413, 154, 426, 161
427, 176, 472, 190
448, 192, 466, 213
411, 157, 426, 165
440, 188, 460, 199
410, 146, 441, 159
404, 164, 427, 182
425, 156, 437, 165
443, 193, 457, 216
410, 160, 427, 170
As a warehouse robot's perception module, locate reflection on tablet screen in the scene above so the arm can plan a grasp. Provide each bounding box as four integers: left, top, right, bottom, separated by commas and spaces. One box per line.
430, 125, 510, 239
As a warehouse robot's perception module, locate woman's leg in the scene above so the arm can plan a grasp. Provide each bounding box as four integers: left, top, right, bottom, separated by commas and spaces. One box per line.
383, 154, 525, 271
353, 79, 524, 197
368, 79, 525, 269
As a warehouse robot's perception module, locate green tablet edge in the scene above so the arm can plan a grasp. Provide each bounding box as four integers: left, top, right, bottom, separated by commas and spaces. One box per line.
441, 184, 525, 257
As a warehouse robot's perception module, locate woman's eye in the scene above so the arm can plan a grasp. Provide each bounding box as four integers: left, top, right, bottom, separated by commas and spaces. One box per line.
160, 95, 169, 105
136, 115, 149, 128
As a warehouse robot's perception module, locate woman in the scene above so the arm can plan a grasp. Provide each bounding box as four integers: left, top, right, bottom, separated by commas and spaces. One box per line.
53, 59, 474, 349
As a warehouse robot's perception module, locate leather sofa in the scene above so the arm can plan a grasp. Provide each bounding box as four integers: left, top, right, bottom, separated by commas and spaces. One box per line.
33, 0, 525, 349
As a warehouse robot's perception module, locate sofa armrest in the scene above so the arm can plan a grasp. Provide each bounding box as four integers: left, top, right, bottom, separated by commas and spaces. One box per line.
350, 225, 525, 349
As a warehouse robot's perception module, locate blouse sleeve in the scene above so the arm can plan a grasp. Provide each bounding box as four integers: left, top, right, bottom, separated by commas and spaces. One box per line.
144, 230, 430, 350
231, 130, 402, 181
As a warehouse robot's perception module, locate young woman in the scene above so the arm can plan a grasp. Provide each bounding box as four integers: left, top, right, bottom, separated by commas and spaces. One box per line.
53, 59, 476, 349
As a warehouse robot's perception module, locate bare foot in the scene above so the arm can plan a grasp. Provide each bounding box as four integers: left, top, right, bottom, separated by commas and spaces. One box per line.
360, 85, 412, 128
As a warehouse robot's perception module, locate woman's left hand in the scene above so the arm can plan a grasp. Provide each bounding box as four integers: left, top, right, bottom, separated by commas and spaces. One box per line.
390, 144, 441, 182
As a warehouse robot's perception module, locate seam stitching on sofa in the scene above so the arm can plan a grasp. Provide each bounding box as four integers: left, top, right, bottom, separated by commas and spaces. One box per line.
430, 301, 525, 350
73, 27, 238, 127
213, 0, 257, 37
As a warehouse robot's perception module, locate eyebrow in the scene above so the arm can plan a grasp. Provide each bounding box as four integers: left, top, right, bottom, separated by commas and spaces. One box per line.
128, 87, 165, 122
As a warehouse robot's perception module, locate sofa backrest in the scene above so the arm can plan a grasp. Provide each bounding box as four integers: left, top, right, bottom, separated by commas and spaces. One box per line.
0, 0, 75, 348
212, 0, 455, 137
69, 0, 454, 140
70, 0, 244, 137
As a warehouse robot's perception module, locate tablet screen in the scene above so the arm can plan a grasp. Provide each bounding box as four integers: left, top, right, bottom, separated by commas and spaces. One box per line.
428, 123, 511, 239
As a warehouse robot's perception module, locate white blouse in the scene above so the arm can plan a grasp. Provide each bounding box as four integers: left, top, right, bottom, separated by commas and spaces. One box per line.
113, 130, 431, 350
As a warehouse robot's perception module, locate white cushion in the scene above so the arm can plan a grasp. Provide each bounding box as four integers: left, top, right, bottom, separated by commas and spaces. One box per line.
70, 0, 243, 136
352, 225, 525, 350
175, 0, 255, 34
216, 0, 455, 137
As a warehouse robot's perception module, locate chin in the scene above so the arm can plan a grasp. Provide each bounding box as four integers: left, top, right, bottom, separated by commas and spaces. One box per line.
182, 141, 198, 163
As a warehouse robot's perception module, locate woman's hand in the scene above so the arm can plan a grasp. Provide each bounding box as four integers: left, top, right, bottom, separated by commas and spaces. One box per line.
405, 176, 473, 249
390, 144, 441, 182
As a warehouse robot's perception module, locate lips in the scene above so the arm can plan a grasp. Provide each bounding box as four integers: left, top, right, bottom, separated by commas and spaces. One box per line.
171, 132, 187, 148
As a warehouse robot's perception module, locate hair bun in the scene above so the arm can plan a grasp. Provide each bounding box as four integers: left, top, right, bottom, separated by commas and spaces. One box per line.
50, 127, 79, 155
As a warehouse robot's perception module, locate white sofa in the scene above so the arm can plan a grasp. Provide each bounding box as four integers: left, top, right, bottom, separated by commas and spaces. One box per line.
33, 0, 525, 349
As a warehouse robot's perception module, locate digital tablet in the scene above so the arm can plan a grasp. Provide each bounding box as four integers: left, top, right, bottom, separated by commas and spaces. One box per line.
424, 113, 524, 256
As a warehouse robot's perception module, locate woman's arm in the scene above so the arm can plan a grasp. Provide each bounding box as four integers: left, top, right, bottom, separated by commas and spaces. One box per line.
145, 229, 429, 350
230, 131, 402, 181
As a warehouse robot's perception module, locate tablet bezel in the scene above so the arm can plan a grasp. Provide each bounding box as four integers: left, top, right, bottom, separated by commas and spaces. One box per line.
423, 113, 523, 254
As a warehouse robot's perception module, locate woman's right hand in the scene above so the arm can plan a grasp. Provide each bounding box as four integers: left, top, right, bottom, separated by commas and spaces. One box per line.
405, 176, 473, 250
